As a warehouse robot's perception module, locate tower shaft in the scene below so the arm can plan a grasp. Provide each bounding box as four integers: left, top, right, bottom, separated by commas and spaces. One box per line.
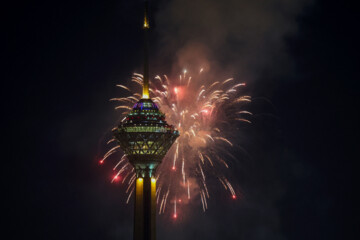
134, 172, 156, 240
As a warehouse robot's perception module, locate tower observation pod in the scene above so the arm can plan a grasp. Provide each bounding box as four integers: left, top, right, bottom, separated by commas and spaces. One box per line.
112, 1, 179, 240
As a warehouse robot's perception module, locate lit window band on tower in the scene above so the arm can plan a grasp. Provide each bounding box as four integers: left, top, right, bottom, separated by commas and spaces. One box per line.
112, 1, 179, 240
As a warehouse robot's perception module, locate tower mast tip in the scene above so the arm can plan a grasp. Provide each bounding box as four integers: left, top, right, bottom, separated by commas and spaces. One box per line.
142, 0, 150, 99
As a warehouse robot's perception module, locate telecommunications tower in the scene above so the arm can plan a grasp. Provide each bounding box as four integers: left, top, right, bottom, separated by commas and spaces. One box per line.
113, 1, 179, 240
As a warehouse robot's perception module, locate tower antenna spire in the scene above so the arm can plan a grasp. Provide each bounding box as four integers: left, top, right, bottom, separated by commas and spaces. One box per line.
142, 0, 150, 99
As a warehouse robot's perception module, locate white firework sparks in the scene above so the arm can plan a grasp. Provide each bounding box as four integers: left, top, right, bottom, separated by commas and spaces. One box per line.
102, 68, 251, 218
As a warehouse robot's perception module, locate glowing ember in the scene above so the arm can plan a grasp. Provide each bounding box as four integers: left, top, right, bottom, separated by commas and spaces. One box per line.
112, 175, 120, 182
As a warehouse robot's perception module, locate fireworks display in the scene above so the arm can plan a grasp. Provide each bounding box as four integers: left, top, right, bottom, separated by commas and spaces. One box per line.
101, 68, 251, 218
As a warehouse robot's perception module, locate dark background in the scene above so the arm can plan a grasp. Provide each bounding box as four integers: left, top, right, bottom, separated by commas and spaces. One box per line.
4, 0, 358, 239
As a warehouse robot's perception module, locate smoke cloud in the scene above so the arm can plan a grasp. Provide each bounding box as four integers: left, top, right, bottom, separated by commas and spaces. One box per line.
156, 0, 313, 80
153, 1, 314, 239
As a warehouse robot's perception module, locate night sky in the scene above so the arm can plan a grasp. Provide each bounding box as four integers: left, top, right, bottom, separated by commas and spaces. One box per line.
5, 0, 358, 239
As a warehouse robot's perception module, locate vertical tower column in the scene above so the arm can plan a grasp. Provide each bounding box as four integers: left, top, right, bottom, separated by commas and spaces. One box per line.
134, 178, 144, 240
134, 170, 156, 240
150, 178, 156, 240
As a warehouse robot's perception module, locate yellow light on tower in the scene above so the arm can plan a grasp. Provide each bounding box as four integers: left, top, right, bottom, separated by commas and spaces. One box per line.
151, 178, 156, 198
151, 178, 156, 194
142, 91, 149, 99
143, 3, 149, 29
136, 178, 144, 196
134, 177, 144, 240
150, 177, 156, 237
143, 17, 149, 29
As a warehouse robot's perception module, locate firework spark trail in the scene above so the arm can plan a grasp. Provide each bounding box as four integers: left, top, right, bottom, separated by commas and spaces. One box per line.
199, 164, 205, 181
204, 154, 214, 167
198, 152, 204, 164
159, 195, 165, 214
218, 157, 229, 168
219, 177, 227, 190
202, 179, 210, 198
162, 189, 170, 214
103, 146, 120, 162
116, 84, 131, 92
111, 166, 125, 183
182, 157, 185, 185
174, 197, 177, 218
115, 105, 133, 110
187, 180, 191, 199
110, 97, 134, 103
104, 68, 251, 216
127, 174, 136, 190
126, 188, 134, 204
202, 190, 208, 209
235, 118, 252, 123
156, 187, 162, 204
200, 190, 206, 212
214, 137, 233, 147
122, 169, 133, 184
113, 155, 127, 170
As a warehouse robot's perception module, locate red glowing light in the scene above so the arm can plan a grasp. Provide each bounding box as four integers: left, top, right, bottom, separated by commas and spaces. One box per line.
173, 214, 177, 219
172, 86, 185, 100
99, 159, 104, 165
178, 199, 182, 203
172, 166, 176, 170
232, 195, 236, 199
